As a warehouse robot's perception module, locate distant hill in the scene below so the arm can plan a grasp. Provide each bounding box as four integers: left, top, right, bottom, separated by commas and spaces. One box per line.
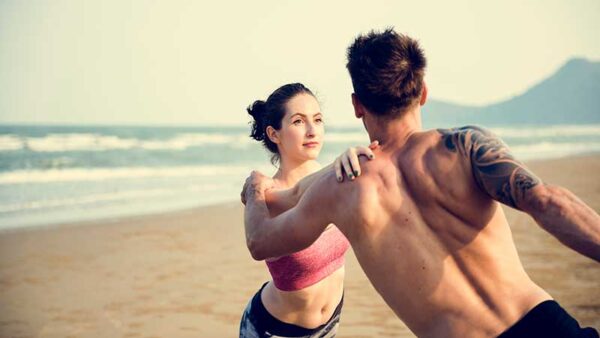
422, 58, 600, 127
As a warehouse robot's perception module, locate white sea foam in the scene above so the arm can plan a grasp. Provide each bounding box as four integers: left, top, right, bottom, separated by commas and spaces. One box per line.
0, 188, 171, 213
0, 132, 253, 152
511, 141, 600, 159
2, 125, 598, 152
0, 135, 23, 151
491, 125, 600, 138
0, 183, 227, 214
0, 164, 265, 184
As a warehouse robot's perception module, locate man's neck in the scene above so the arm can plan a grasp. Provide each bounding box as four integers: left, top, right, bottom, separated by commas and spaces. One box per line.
367, 106, 423, 150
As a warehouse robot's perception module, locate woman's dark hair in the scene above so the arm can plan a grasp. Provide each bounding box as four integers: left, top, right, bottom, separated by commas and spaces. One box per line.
247, 83, 314, 165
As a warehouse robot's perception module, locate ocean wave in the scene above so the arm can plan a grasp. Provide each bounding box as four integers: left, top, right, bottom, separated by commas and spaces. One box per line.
0, 188, 173, 213
511, 141, 600, 159
323, 125, 600, 142
0, 135, 23, 151
0, 184, 226, 213
491, 125, 600, 138
324, 132, 371, 144
0, 164, 268, 184
0, 133, 253, 152
2, 125, 598, 152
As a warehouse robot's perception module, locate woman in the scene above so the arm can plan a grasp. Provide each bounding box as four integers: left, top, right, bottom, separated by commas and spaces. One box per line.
239, 83, 375, 337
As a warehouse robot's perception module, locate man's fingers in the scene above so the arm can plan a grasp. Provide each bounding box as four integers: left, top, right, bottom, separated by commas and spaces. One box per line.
369, 140, 380, 150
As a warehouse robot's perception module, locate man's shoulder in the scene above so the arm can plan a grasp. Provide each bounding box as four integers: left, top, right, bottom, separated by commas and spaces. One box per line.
307, 156, 381, 201
353, 155, 395, 196
432, 125, 497, 157
436, 125, 491, 135
298, 165, 374, 222
310, 166, 364, 198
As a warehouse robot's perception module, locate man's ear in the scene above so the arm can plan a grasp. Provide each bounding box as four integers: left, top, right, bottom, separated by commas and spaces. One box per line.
351, 93, 365, 119
419, 82, 428, 106
266, 126, 279, 144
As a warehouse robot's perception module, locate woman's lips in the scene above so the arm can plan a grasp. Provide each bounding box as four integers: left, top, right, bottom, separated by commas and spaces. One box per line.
303, 142, 319, 148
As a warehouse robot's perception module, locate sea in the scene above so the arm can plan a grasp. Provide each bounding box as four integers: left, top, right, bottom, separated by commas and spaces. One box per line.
1, 123, 599, 230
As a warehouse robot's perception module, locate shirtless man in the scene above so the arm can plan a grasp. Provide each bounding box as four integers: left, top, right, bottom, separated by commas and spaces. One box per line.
242, 29, 600, 337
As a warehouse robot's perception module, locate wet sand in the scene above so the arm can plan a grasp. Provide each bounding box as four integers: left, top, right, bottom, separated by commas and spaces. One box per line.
1, 155, 599, 337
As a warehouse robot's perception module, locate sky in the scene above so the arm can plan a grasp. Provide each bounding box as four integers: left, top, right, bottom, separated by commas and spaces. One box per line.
0, 0, 599, 126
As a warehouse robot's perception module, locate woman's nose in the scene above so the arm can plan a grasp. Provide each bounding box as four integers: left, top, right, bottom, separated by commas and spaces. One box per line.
305, 122, 316, 137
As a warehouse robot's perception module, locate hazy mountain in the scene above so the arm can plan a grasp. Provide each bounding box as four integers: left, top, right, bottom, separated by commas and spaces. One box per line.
422, 58, 600, 127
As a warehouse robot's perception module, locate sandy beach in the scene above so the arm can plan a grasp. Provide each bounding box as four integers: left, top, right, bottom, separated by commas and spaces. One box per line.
1, 155, 599, 337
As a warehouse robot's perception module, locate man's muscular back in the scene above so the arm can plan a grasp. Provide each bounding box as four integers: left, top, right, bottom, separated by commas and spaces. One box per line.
340, 127, 551, 338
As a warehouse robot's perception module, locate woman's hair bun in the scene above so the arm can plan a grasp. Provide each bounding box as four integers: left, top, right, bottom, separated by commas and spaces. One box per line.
247, 100, 267, 141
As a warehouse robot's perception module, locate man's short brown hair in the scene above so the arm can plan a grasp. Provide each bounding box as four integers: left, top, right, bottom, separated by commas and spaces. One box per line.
346, 28, 427, 117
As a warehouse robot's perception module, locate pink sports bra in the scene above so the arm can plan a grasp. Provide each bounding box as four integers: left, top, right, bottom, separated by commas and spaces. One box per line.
265, 226, 350, 291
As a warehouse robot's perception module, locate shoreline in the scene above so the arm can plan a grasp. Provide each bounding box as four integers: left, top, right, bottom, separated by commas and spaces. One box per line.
2, 151, 599, 234
0, 200, 241, 236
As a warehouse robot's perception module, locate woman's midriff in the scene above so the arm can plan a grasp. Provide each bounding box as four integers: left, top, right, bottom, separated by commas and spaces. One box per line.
260, 266, 345, 329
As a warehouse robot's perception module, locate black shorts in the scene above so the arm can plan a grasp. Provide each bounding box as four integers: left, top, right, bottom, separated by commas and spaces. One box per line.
498, 300, 599, 338
239, 282, 344, 338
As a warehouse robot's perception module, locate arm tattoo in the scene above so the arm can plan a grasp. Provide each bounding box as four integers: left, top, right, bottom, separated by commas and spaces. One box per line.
437, 126, 541, 209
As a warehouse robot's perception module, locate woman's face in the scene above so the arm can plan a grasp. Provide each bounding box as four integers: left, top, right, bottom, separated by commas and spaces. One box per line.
272, 93, 324, 163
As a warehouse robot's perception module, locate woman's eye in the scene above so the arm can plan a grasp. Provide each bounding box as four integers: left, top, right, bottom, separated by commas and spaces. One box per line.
315, 118, 323, 123
293, 120, 303, 125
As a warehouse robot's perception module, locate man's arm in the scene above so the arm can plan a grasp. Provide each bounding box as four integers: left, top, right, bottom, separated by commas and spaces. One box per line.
264, 164, 334, 215
440, 126, 600, 262
259, 144, 377, 214
243, 169, 340, 260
